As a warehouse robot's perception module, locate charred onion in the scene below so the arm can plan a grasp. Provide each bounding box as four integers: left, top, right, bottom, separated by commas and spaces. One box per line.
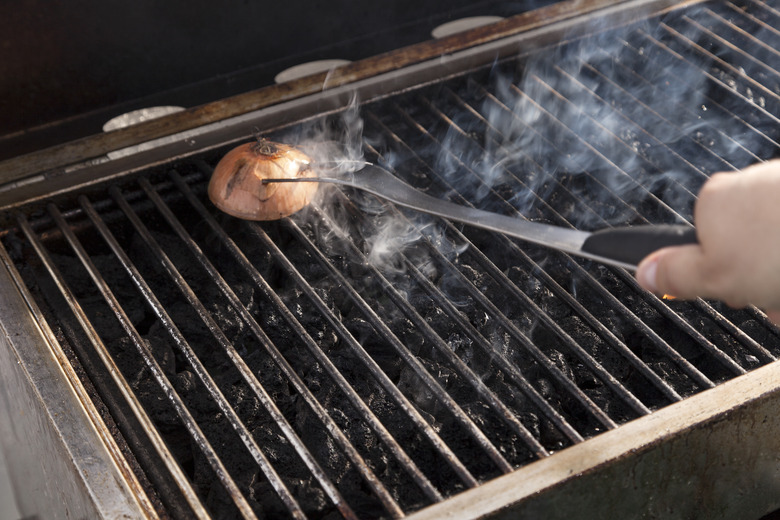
208, 139, 318, 220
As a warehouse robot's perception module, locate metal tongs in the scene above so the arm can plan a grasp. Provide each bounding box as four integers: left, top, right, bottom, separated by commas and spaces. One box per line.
263, 164, 697, 270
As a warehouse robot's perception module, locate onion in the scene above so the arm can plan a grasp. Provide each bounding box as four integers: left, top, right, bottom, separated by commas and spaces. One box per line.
208, 140, 319, 220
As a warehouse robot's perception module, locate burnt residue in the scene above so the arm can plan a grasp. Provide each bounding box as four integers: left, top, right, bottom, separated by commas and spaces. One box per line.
224, 158, 249, 198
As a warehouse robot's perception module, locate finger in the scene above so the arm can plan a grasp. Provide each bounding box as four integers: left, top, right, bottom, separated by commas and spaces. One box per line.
636, 244, 707, 300
764, 309, 780, 326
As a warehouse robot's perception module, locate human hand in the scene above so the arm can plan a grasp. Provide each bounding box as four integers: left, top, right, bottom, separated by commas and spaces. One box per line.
635, 159, 780, 324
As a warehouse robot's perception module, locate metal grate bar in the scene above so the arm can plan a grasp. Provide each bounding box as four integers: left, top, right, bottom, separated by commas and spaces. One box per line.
369, 217, 587, 441
518, 123, 744, 378
401, 92, 734, 389
440, 85, 610, 225
633, 30, 780, 148
409, 90, 693, 398
417, 93, 619, 222
713, 5, 780, 66
237, 214, 471, 496
573, 56, 753, 172
380, 93, 762, 397
717, 3, 780, 83
470, 238, 686, 402
264, 214, 517, 474
482, 78, 752, 377
76, 196, 261, 519
505, 82, 694, 224
366, 111, 633, 425
588, 10, 776, 169
511, 74, 750, 375
385, 101, 695, 411
415, 96, 716, 401
687, 8, 780, 85
199, 175, 528, 474
570, 23, 780, 365
724, 0, 780, 49
432, 85, 717, 392
18, 209, 213, 519
306, 171, 583, 443
230, 223, 483, 489
109, 184, 349, 520
740, 0, 780, 21
582, 270, 718, 388
693, 300, 776, 363
473, 84, 672, 223
139, 175, 444, 507
522, 25, 777, 372
395, 244, 583, 444
296, 192, 559, 454
161, 176, 406, 518
437, 86, 698, 399
619, 270, 747, 374
661, 19, 780, 113
0, 231, 163, 519
219, 205, 478, 493
549, 64, 724, 178
620, 37, 779, 155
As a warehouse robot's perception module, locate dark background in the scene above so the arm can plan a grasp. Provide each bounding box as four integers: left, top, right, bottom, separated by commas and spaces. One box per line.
0, 0, 553, 159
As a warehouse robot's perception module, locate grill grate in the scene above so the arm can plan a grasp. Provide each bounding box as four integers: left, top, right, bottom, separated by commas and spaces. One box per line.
3, 0, 780, 518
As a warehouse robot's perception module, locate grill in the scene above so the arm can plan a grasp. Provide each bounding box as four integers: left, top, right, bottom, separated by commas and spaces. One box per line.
1, 0, 779, 518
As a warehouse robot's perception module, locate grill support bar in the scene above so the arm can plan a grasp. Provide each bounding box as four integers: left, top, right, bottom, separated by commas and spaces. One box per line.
168, 172, 409, 517
75, 197, 260, 519
140, 175, 435, 511
107, 186, 329, 520
170, 170, 485, 490
16, 211, 209, 519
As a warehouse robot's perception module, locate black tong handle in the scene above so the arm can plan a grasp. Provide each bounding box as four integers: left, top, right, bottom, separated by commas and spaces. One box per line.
581, 225, 698, 267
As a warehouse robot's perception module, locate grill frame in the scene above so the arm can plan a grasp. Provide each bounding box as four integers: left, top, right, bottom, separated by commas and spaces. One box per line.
0, 0, 697, 212
408, 361, 780, 519
0, 242, 155, 518
0, 0, 779, 518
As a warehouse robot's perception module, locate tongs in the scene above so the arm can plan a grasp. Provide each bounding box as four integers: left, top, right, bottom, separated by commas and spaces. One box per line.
263, 164, 697, 270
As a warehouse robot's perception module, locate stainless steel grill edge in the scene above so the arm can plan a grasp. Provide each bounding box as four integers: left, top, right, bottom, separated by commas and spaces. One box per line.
0, 246, 154, 518
407, 360, 780, 519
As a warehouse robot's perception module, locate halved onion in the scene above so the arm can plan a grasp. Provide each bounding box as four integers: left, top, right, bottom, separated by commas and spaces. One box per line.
208, 140, 319, 220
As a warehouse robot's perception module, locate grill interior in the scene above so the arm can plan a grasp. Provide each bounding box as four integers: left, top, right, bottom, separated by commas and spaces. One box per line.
2, 0, 779, 518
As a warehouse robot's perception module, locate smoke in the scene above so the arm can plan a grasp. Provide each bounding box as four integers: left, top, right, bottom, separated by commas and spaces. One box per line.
430, 4, 778, 232
284, 94, 367, 175
273, 95, 466, 285
269, 3, 779, 282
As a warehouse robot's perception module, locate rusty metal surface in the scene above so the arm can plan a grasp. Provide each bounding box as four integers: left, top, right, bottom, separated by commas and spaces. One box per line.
0, 0, 698, 188
0, 0, 545, 158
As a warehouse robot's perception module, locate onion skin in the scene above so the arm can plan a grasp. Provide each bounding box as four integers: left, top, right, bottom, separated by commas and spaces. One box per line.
208, 140, 319, 220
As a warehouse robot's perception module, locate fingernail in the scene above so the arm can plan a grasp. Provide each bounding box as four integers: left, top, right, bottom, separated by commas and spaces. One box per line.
638, 257, 659, 293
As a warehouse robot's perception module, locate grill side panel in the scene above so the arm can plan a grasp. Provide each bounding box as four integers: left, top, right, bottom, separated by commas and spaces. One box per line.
0, 245, 155, 518
409, 360, 780, 520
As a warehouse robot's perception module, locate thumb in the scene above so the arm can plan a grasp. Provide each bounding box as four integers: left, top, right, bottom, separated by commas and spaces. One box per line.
636, 245, 707, 300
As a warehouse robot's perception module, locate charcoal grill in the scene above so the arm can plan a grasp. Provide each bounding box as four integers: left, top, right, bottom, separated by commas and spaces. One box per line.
1, 0, 779, 518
